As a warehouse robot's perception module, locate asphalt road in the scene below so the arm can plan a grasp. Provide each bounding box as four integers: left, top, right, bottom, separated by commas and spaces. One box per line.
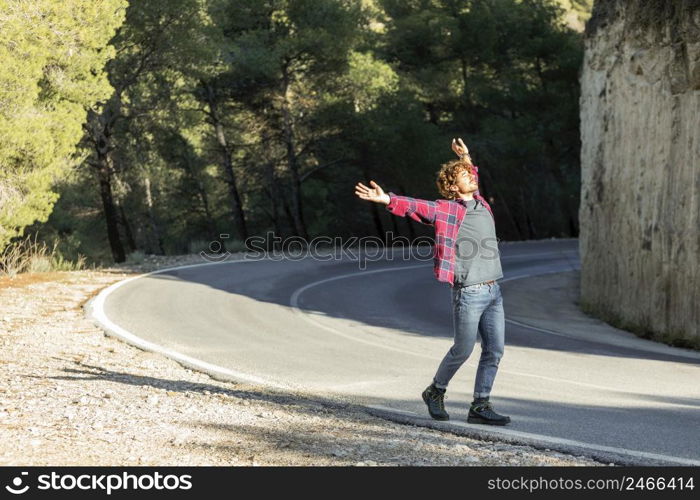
91, 239, 700, 465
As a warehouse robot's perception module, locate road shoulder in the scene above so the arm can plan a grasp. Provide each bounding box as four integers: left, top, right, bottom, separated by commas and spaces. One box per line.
501, 270, 700, 360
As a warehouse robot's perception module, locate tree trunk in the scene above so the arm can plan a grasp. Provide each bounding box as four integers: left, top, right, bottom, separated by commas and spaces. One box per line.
281, 65, 309, 241
266, 162, 282, 237
196, 178, 219, 244
203, 83, 249, 243
261, 127, 282, 238
84, 97, 126, 263
98, 167, 125, 263
280, 190, 297, 237
118, 203, 137, 253
144, 176, 165, 254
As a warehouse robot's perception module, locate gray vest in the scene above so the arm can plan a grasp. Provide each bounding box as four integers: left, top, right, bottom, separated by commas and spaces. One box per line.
453, 198, 503, 287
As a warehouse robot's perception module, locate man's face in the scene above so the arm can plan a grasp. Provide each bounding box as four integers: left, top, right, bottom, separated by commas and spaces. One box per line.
452, 167, 478, 195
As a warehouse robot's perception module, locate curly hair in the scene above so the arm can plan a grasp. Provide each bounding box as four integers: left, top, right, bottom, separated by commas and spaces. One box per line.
436, 158, 476, 199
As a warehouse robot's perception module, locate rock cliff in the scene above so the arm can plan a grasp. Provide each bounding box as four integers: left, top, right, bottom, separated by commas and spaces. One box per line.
579, 0, 700, 347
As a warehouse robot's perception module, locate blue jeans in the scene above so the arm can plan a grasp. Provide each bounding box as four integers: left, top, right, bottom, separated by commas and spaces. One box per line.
432, 281, 505, 399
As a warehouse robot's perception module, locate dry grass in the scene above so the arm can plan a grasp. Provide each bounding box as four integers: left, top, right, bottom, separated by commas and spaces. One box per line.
0, 233, 87, 278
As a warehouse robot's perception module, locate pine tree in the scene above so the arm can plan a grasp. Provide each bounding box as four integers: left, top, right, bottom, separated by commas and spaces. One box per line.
0, 0, 127, 252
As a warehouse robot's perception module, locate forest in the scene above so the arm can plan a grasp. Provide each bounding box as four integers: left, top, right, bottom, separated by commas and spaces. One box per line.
0, 0, 592, 268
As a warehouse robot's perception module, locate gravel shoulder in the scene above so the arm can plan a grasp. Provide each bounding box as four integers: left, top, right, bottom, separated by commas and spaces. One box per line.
0, 254, 609, 466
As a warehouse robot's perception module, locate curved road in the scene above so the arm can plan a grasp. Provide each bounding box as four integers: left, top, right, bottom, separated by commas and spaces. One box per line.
87, 239, 700, 466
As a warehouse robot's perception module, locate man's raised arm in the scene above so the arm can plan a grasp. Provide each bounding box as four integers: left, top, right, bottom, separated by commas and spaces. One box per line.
452, 137, 484, 197
355, 180, 437, 226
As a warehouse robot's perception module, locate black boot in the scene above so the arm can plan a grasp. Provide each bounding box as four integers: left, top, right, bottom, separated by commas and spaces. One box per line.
422, 383, 449, 421
467, 397, 511, 425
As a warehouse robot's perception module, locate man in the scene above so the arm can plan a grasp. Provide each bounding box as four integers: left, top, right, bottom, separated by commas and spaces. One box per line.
354, 138, 510, 425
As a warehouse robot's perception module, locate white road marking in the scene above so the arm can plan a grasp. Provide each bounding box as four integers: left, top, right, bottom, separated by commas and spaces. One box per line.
290, 263, 441, 359
505, 317, 700, 360
366, 405, 700, 466
86, 258, 296, 390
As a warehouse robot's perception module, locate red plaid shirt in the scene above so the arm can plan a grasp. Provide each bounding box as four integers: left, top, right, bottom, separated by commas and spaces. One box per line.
384, 165, 494, 287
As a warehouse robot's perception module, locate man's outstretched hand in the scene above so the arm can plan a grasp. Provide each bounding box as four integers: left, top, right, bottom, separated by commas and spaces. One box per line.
452, 137, 471, 160
355, 180, 390, 205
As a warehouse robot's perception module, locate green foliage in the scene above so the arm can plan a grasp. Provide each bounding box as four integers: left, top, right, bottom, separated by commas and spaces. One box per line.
125, 249, 146, 264
343, 51, 400, 112
20, 0, 591, 266
378, 0, 585, 238
0, 0, 127, 252
29, 167, 113, 267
